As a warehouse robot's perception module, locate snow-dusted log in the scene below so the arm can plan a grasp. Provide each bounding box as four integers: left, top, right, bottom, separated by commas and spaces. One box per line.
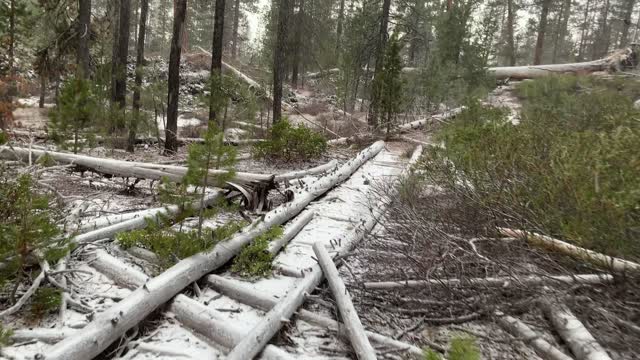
72, 193, 222, 245
0, 147, 337, 185
307, 68, 341, 79
497, 314, 573, 360
313, 243, 377, 360
398, 108, 464, 132
403, 47, 639, 80
541, 301, 612, 360
73, 207, 167, 232
327, 134, 373, 146
363, 274, 613, 290
11, 328, 78, 343
267, 211, 314, 254
88, 250, 292, 359
500, 228, 640, 273
205, 275, 424, 357
44, 141, 385, 360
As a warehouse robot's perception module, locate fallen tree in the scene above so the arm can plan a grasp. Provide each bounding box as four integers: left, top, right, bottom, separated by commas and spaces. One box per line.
497, 313, 573, 360
43, 141, 385, 360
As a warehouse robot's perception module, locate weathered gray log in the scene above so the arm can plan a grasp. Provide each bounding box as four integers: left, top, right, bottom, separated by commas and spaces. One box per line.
541, 301, 612, 360
397, 107, 464, 132
73, 207, 167, 232
89, 250, 292, 359
500, 228, 640, 273
313, 243, 377, 360
497, 313, 573, 360
267, 211, 314, 254
363, 274, 613, 290
307, 68, 341, 79
11, 328, 78, 343
43, 141, 385, 360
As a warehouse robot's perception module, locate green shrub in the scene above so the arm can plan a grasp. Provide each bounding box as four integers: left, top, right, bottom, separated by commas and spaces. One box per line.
0, 324, 13, 348
30, 287, 62, 319
422, 335, 480, 360
0, 131, 7, 145
425, 76, 640, 260
253, 119, 327, 161
231, 226, 283, 278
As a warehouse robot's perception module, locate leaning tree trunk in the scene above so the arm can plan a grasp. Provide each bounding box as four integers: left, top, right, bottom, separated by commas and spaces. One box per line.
208, 0, 226, 127
128, 0, 149, 152
272, 0, 290, 123
533, 0, 551, 65
165, 0, 187, 155
77, 0, 92, 79
42, 141, 385, 360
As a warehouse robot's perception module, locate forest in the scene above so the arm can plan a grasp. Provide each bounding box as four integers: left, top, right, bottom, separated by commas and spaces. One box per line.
0, 0, 639, 359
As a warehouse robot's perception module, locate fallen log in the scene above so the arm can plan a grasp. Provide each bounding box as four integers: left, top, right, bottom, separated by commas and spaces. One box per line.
267, 211, 315, 254
397, 107, 464, 132
313, 243, 377, 360
73, 207, 167, 232
306, 68, 341, 79
499, 228, 640, 274
541, 301, 612, 360
43, 141, 385, 360
403, 46, 639, 80
11, 328, 78, 343
205, 275, 425, 357
497, 313, 573, 360
89, 249, 293, 359
363, 274, 613, 290
0, 146, 339, 184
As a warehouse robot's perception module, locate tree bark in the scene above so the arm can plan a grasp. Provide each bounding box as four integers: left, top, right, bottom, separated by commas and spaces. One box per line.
208, 0, 227, 127
231, 0, 241, 59
8, 0, 16, 97
552, 0, 571, 63
619, 0, 636, 47
313, 243, 377, 360
533, 0, 552, 65
114, 0, 131, 110
165, 0, 188, 155
39, 75, 46, 108
291, 0, 305, 88
128, 0, 149, 152
110, 0, 120, 103
77, 0, 92, 79
506, 0, 516, 65
42, 141, 385, 360
367, 0, 392, 126
335, 0, 346, 61
272, 0, 290, 123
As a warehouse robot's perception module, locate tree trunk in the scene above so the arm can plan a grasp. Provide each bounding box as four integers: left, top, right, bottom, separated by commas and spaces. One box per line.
39, 75, 46, 108
506, 0, 516, 65
533, 0, 551, 65
110, 0, 120, 103
497, 315, 573, 360
165, 0, 188, 155
114, 0, 131, 110
578, 0, 592, 60
619, 0, 636, 47
208, 0, 226, 127
231, 0, 241, 59
8, 0, 16, 97
42, 141, 385, 360
291, 0, 305, 88
335, 0, 346, 61
552, 0, 571, 63
77, 0, 92, 79
367, 0, 392, 126
128, 0, 149, 152
272, 0, 290, 123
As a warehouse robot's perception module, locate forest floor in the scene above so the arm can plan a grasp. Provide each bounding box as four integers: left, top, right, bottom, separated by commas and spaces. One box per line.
2, 59, 639, 359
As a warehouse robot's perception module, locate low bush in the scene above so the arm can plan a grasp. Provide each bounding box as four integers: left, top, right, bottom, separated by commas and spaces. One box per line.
422, 76, 640, 259
30, 287, 62, 319
231, 226, 283, 278
423, 335, 480, 360
253, 119, 327, 161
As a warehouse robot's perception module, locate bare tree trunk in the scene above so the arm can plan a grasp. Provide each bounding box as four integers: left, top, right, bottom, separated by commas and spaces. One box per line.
114, 0, 131, 110
533, 0, 551, 65
291, 0, 305, 88
231, 0, 241, 59
110, 0, 120, 103
165, 0, 188, 155
367, 0, 392, 127
619, 0, 636, 47
272, 0, 290, 123
578, 0, 592, 60
77, 0, 92, 79
39, 76, 46, 108
208, 0, 227, 127
552, 0, 571, 63
506, 0, 516, 65
335, 0, 346, 61
128, 0, 149, 152
8, 0, 16, 97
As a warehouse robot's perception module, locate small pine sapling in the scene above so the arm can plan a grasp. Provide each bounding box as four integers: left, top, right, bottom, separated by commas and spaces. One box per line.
231, 226, 284, 277
30, 287, 62, 320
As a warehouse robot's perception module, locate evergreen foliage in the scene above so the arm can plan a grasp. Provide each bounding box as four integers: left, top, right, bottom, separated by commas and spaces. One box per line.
253, 119, 326, 161
231, 225, 283, 277
423, 335, 481, 360
376, 34, 405, 136
0, 324, 13, 348
30, 287, 62, 319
